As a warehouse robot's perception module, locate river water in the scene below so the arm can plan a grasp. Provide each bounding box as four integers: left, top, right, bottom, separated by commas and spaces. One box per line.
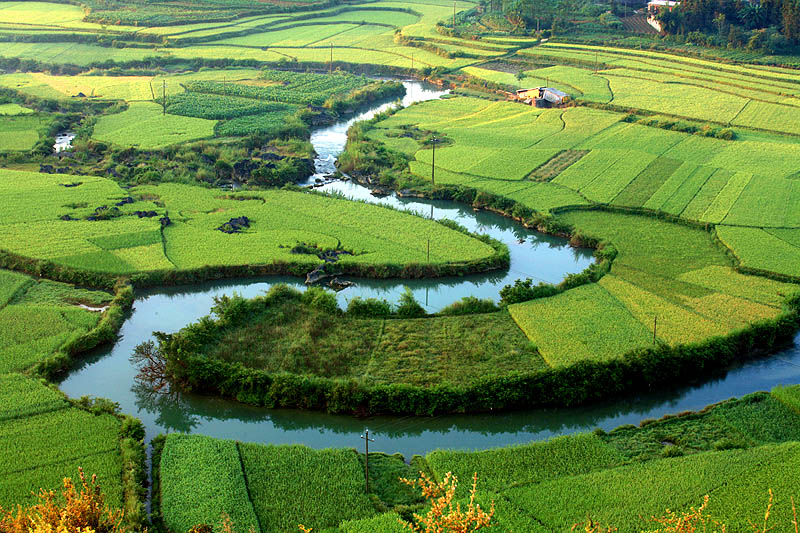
59, 81, 800, 457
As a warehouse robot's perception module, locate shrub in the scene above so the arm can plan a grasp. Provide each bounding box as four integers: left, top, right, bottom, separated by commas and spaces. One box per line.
347, 297, 393, 318
0, 468, 127, 533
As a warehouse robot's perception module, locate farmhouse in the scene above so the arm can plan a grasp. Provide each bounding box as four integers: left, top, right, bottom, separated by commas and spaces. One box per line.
514, 87, 570, 107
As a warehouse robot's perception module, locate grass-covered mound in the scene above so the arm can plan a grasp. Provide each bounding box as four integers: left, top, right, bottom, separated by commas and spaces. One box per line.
156, 284, 544, 393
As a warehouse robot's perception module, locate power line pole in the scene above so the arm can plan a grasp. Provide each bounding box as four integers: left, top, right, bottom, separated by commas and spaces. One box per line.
431, 137, 436, 185
162, 80, 166, 115
360, 429, 375, 493
453, 0, 456, 29
653, 315, 658, 344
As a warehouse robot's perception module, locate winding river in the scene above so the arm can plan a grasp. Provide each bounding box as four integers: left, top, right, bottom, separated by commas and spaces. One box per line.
59, 81, 800, 457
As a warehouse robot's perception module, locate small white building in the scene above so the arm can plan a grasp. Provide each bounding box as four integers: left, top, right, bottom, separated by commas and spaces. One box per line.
514, 87, 569, 107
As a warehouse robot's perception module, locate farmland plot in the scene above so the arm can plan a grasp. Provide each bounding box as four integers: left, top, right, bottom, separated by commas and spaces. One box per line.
0, 375, 123, 508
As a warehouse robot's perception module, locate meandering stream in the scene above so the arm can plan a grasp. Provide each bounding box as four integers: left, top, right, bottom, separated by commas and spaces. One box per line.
59, 81, 800, 457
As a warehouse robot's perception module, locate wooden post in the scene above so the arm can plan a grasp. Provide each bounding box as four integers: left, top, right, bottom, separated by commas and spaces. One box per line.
360, 429, 374, 493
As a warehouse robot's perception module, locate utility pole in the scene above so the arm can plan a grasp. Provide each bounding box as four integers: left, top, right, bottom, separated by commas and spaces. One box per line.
162, 80, 166, 115
431, 137, 436, 185
360, 429, 375, 493
453, 1, 457, 29
653, 315, 658, 344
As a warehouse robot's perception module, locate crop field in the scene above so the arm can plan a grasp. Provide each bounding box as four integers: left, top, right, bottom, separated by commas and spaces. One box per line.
172, 286, 544, 388
511, 43, 800, 136
370, 94, 800, 284
0, 73, 160, 101
92, 102, 217, 148
503, 442, 800, 531
0, 374, 123, 508
0, 103, 33, 115
716, 226, 800, 277
0, 115, 43, 151
0, 170, 495, 274
157, 389, 800, 531
0, 0, 484, 70
160, 435, 378, 533
507, 210, 795, 364
0, 268, 109, 374
181, 69, 369, 106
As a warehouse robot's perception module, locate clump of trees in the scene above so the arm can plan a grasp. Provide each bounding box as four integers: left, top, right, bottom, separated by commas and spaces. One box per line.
657, 0, 800, 53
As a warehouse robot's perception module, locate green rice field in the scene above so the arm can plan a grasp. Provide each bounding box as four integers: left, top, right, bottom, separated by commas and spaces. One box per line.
0, 374, 123, 508
0, 169, 497, 275
159, 388, 800, 531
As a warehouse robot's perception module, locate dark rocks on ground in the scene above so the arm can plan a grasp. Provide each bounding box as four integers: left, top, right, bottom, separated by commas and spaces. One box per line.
133, 210, 158, 218
217, 216, 251, 234
40, 164, 55, 174
159, 216, 172, 227
59, 214, 76, 221
115, 197, 135, 206
60, 181, 82, 187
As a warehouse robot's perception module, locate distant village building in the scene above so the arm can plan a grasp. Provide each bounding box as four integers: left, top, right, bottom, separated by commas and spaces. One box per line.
514, 87, 569, 107
646, 0, 680, 32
